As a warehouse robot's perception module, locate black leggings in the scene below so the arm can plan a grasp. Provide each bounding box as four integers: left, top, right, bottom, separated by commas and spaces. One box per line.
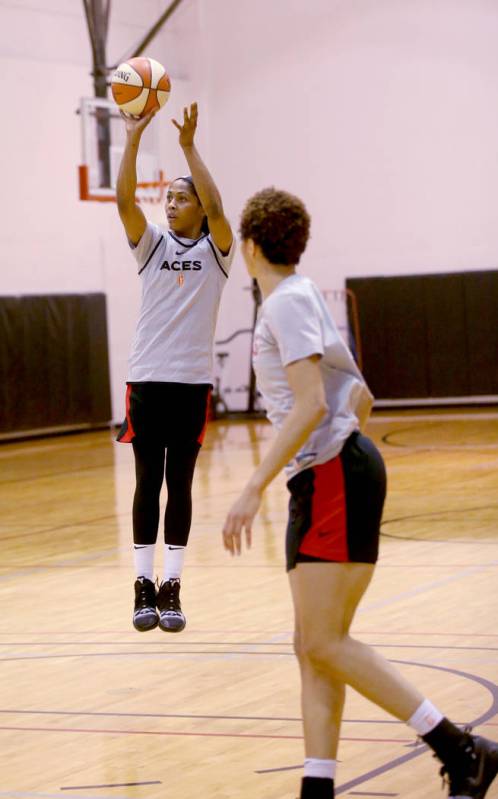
132, 439, 201, 546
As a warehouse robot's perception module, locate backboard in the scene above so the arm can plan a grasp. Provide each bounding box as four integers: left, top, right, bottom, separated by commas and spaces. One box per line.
78, 96, 168, 204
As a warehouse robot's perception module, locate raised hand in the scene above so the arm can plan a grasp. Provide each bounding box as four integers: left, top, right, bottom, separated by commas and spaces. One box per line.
172, 102, 198, 149
120, 108, 158, 139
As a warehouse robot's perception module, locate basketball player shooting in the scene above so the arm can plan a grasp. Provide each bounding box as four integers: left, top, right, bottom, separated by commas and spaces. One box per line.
115, 103, 234, 634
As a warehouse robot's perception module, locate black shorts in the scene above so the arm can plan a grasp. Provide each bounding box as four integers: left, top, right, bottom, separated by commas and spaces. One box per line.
285, 432, 387, 571
116, 382, 212, 447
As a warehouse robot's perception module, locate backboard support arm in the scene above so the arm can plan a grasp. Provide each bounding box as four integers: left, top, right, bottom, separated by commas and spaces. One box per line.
113, 0, 186, 68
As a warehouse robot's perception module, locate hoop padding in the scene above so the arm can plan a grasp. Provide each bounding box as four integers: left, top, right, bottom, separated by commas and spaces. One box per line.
78, 165, 169, 204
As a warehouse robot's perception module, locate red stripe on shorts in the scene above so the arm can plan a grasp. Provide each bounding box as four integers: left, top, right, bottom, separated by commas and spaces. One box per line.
298, 456, 349, 562
119, 384, 136, 443
197, 388, 212, 445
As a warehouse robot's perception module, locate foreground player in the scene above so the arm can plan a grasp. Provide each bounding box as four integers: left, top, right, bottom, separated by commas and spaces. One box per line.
117, 103, 234, 633
222, 187, 498, 799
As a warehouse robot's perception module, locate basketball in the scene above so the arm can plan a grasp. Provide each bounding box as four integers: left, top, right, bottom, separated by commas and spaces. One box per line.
111, 57, 171, 118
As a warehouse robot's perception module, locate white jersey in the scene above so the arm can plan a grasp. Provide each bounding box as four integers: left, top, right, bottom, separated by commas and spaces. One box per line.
253, 273, 373, 479
127, 222, 234, 383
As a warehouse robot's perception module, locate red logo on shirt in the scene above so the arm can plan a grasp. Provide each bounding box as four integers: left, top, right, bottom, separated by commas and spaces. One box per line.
177, 274, 185, 287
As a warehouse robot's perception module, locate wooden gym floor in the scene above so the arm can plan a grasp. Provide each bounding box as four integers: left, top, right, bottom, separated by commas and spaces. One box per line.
0, 408, 497, 799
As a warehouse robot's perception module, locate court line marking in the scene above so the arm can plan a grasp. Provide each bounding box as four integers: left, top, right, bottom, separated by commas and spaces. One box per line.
0, 725, 411, 744
2, 659, 496, 748
1, 640, 497, 650
2, 560, 498, 571
380, 422, 498, 451
0, 709, 492, 732
0, 627, 496, 637
334, 660, 498, 795
253, 660, 498, 782
0, 548, 119, 583
0, 641, 497, 651
60, 782, 161, 790
0, 431, 115, 459
358, 560, 498, 615
394, 445, 498, 452
0, 461, 114, 486
381, 504, 498, 543
2, 555, 495, 632
0, 709, 482, 727
0, 515, 122, 543
348, 793, 398, 797
381, 532, 498, 546
2, 423, 494, 791
255, 763, 302, 774
2, 637, 498, 663
0, 794, 130, 799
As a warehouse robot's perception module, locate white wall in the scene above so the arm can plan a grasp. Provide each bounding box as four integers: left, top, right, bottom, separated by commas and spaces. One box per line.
200, 0, 498, 408
0, 0, 205, 421
2, 0, 498, 419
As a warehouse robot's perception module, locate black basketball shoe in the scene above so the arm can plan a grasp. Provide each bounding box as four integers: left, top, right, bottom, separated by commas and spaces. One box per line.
439, 729, 498, 798
133, 577, 159, 632
157, 578, 186, 633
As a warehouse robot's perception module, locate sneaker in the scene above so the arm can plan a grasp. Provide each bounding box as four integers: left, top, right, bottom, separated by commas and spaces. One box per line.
157, 578, 186, 633
133, 577, 159, 632
439, 729, 498, 798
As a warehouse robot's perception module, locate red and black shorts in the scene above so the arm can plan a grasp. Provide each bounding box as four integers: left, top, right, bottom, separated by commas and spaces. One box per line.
116, 381, 212, 447
285, 432, 387, 571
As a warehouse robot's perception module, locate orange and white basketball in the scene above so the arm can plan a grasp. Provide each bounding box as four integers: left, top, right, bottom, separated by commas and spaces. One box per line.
111, 57, 171, 118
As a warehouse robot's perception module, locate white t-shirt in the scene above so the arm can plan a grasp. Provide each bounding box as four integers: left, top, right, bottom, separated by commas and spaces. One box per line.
127, 222, 234, 383
253, 273, 373, 478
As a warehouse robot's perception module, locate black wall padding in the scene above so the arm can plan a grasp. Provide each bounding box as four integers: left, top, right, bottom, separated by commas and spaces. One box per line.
424, 274, 469, 397
465, 272, 498, 395
0, 294, 112, 434
346, 271, 498, 400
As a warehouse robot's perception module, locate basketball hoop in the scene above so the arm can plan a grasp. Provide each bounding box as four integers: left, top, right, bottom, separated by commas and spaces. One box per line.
78, 164, 169, 204
78, 96, 168, 204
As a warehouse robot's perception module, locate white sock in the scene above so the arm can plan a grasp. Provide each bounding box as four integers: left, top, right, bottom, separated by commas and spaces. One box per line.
407, 699, 444, 736
163, 544, 186, 582
133, 543, 155, 581
303, 759, 336, 780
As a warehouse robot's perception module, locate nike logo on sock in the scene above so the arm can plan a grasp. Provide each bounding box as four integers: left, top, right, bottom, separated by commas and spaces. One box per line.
134, 545, 149, 549
168, 546, 184, 550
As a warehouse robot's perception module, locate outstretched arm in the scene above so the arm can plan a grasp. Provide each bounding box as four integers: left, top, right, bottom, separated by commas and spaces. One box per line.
172, 103, 233, 254
116, 110, 157, 245
222, 355, 328, 555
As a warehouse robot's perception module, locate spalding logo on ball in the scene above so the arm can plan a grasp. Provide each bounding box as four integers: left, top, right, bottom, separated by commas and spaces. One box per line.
111, 57, 171, 118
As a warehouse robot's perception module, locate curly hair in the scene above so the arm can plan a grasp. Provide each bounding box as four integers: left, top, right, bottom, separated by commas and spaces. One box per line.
239, 187, 311, 266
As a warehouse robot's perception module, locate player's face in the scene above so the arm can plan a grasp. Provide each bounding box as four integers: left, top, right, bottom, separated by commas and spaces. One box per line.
166, 180, 205, 237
